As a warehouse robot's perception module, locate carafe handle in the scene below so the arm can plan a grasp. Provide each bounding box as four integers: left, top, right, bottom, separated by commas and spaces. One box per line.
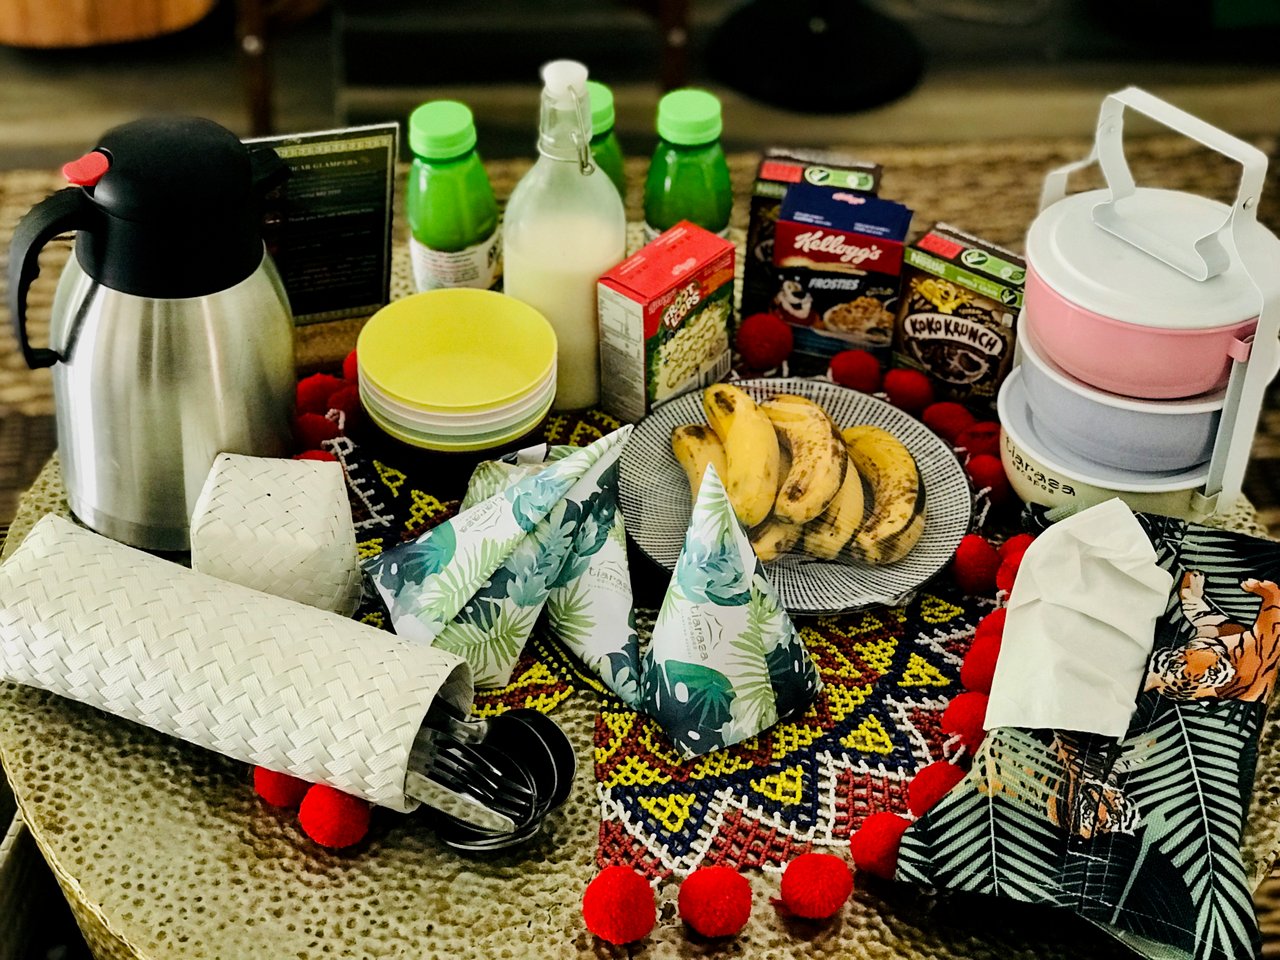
8, 187, 96, 369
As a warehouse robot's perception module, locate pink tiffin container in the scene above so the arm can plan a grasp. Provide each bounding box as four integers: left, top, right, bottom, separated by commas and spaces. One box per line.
1024, 186, 1259, 400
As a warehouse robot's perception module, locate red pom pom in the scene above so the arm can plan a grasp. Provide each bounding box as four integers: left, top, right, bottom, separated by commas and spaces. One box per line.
737, 313, 794, 370
956, 421, 1001, 458
961, 630, 1002, 694
952, 533, 1001, 595
328, 384, 360, 415
829, 350, 882, 393
999, 533, 1036, 561
974, 607, 1006, 643
253, 766, 310, 808
294, 412, 340, 448
583, 866, 656, 945
678, 866, 752, 938
908, 761, 967, 817
883, 369, 935, 414
965, 454, 1012, 505
921, 402, 976, 444
298, 784, 370, 849
294, 449, 337, 462
849, 812, 911, 880
997, 554, 1025, 595
941, 691, 989, 754
779, 853, 853, 920
342, 349, 359, 383
296, 373, 345, 416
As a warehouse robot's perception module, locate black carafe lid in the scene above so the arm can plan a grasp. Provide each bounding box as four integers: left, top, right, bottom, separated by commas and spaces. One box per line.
67, 116, 286, 299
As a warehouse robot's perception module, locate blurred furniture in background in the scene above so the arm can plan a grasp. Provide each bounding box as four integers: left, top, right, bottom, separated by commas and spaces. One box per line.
236, 0, 326, 135
0, 0, 215, 47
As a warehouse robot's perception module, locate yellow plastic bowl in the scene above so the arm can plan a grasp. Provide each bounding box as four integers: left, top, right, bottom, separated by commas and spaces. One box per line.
357, 289, 557, 411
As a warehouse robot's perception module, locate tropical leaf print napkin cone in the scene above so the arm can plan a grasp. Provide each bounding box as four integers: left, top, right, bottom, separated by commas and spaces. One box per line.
893, 516, 1280, 960
457, 440, 643, 707
365, 426, 634, 688
639, 464, 821, 759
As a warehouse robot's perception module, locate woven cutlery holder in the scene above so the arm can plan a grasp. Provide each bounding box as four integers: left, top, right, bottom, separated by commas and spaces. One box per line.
190, 453, 363, 616
0, 515, 472, 811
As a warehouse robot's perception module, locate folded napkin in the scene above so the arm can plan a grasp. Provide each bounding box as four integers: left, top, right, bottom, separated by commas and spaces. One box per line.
365, 427, 634, 688
459, 441, 642, 706
639, 464, 821, 759
985, 498, 1173, 739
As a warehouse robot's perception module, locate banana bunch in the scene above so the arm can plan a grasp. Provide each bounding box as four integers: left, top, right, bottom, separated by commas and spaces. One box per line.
671, 385, 928, 567
842, 425, 926, 565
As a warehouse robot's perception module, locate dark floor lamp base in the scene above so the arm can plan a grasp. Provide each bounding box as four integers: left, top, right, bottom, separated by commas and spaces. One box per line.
707, 0, 925, 113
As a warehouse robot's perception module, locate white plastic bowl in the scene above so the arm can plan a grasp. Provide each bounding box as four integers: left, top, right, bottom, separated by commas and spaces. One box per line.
359, 367, 555, 435
1018, 315, 1224, 473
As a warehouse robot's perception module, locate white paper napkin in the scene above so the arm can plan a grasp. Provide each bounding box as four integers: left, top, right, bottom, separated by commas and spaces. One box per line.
984, 498, 1173, 739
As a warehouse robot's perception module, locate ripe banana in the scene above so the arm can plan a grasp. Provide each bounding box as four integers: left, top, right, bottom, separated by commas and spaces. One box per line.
843, 425, 927, 565
750, 517, 801, 563
671, 424, 728, 503
702, 384, 780, 528
803, 455, 866, 560
761, 394, 847, 525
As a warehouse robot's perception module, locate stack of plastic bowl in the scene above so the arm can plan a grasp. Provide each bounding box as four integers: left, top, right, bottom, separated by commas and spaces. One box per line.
356, 289, 558, 453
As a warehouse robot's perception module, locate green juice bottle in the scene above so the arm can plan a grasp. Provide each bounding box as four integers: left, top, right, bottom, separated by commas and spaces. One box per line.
587, 80, 626, 199
406, 100, 502, 291
642, 88, 732, 241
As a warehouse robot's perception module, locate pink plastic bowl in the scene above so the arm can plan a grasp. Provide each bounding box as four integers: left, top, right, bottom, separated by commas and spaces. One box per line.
1023, 265, 1256, 400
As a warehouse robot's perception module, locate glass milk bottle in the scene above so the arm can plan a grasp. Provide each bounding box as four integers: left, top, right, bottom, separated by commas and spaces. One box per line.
504, 60, 626, 411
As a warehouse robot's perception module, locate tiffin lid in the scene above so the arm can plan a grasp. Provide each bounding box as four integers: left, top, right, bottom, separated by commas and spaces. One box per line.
1026, 186, 1278, 331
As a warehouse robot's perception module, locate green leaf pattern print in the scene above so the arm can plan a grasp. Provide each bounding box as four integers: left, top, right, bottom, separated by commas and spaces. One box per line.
640, 465, 820, 759
364, 428, 633, 686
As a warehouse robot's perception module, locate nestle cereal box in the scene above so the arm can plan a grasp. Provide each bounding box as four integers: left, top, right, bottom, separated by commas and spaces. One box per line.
771, 184, 912, 373
598, 222, 735, 423
892, 224, 1026, 408
742, 147, 882, 319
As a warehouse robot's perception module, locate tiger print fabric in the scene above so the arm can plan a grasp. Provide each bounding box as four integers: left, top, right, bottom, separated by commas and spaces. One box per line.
896, 515, 1280, 960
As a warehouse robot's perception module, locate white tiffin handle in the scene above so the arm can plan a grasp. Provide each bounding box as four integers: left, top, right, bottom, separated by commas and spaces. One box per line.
1039, 88, 1269, 279
1090, 86, 1268, 282
1203, 220, 1280, 512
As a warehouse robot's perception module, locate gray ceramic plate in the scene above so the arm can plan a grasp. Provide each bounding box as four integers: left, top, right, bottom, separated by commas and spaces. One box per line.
618, 377, 974, 615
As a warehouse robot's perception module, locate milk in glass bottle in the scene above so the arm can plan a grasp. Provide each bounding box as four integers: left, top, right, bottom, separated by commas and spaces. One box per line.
503, 60, 626, 410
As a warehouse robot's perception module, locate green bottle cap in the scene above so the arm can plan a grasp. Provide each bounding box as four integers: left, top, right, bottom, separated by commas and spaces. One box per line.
655, 88, 722, 146
408, 100, 477, 160
587, 81, 615, 138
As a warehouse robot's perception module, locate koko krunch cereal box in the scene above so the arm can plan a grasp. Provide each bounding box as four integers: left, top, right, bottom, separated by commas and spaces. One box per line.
891, 224, 1026, 408
771, 184, 913, 374
598, 221, 735, 423
742, 148, 881, 319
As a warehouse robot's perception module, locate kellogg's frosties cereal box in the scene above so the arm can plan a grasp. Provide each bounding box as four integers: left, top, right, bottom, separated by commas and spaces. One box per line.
772, 183, 913, 373
892, 223, 1026, 408
743, 147, 881, 320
